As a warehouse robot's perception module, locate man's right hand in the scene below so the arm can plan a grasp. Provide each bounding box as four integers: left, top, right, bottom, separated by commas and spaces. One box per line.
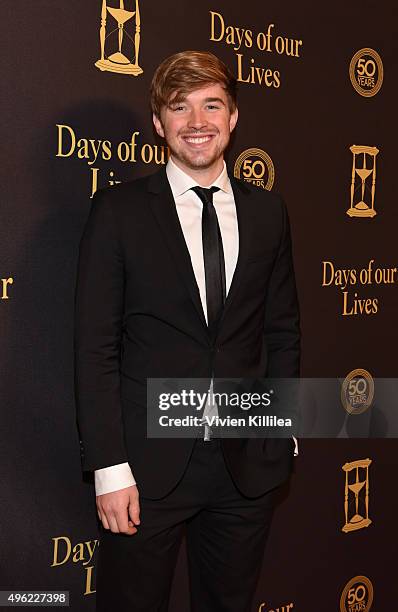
96, 485, 140, 535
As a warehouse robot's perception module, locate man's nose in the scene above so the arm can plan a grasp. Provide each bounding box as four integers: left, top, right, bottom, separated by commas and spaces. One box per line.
187, 109, 208, 130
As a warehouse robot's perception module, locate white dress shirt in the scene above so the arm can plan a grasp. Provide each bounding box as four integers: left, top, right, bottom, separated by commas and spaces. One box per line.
94, 157, 298, 496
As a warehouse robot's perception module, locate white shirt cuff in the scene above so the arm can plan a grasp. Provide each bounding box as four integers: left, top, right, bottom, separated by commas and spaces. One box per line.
94, 462, 136, 496
292, 436, 299, 456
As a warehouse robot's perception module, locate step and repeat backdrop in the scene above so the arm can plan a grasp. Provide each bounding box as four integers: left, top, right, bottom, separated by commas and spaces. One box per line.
1, 1, 397, 610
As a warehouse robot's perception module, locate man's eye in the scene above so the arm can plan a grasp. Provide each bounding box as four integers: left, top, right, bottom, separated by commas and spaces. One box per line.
206, 104, 219, 110
172, 105, 186, 112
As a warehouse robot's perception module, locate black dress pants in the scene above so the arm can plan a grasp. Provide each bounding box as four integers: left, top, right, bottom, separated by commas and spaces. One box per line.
96, 438, 278, 612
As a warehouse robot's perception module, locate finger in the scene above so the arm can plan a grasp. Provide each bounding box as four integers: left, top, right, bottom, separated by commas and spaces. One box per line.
114, 509, 137, 535
101, 512, 110, 530
108, 513, 120, 533
96, 499, 105, 522
124, 521, 138, 535
129, 501, 140, 525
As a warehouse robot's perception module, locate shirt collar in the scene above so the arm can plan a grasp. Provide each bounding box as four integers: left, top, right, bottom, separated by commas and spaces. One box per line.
166, 156, 232, 199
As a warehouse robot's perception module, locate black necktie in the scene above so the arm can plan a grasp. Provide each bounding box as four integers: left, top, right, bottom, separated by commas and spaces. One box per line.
191, 186, 226, 334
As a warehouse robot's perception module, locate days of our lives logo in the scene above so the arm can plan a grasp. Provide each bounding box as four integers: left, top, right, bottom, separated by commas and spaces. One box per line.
51, 536, 98, 595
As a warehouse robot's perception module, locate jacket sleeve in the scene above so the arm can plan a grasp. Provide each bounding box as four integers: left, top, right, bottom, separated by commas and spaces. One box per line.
263, 196, 301, 378
74, 189, 128, 471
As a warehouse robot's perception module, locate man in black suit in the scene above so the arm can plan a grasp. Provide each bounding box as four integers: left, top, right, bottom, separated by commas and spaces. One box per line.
74, 50, 300, 611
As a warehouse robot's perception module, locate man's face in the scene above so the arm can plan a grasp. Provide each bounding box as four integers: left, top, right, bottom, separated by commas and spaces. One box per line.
153, 82, 238, 174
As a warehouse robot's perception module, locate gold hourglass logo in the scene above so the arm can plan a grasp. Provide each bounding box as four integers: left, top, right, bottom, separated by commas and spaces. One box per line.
342, 458, 372, 533
347, 145, 379, 218
95, 0, 143, 76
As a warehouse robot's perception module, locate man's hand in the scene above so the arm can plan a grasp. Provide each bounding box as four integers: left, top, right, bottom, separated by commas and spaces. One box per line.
96, 485, 140, 535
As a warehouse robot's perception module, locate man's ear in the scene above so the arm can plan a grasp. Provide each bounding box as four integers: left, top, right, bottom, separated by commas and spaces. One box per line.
229, 107, 238, 133
152, 113, 165, 138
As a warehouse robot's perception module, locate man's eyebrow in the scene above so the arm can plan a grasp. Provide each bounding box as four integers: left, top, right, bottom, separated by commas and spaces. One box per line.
167, 96, 226, 108
203, 97, 226, 105
168, 98, 186, 106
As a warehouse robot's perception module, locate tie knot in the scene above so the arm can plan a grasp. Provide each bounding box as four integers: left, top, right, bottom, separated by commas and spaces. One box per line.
191, 185, 220, 206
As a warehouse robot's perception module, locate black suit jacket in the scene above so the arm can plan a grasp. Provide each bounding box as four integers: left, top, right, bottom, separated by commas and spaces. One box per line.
74, 166, 300, 498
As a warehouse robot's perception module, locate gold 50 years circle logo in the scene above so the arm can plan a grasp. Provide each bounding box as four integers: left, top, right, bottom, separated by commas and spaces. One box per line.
340, 575, 373, 612
349, 48, 383, 97
341, 369, 374, 415
234, 148, 275, 190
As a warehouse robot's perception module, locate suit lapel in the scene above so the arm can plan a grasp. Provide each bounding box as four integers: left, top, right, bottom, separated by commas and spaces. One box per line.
215, 173, 253, 334
147, 168, 208, 330
147, 167, 253, 339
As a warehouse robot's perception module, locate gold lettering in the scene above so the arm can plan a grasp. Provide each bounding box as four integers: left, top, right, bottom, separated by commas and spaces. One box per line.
72, 542, 85, 564
343, 291, 353, 316
343, 292, 378, 316
209, 11, 225, 42
1, 277, 13, 299
51, 536, 71, 567
56, 124, 76, 158
84, 565, 96, 595
84, 540, 98, 565
236, 53, 251, 83
90, 167, 99, 199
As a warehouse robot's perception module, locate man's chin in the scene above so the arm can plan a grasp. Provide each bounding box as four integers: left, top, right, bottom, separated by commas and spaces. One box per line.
176, 152, 220, 171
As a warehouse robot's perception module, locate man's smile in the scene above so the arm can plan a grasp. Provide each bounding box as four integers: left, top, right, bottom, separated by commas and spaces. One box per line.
181, 134, 216, 147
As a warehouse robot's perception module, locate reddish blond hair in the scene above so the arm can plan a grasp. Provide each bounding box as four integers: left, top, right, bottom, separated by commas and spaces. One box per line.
150, 50, 237, 117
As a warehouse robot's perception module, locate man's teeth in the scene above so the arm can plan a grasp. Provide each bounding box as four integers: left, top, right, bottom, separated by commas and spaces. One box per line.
185, 136, 212, 144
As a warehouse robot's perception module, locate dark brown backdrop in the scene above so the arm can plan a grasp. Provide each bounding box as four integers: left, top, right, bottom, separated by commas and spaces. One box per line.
1, 1, 396, 610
